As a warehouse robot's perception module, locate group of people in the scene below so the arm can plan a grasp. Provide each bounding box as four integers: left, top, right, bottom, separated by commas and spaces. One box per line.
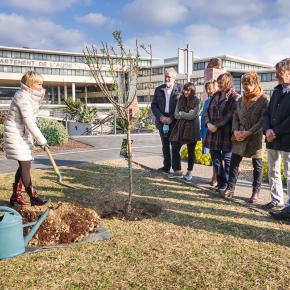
151, 58, 290, 220
3, 59, 290, 220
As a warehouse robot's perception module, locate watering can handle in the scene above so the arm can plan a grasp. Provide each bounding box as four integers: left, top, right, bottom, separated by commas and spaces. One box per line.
0, 206, 21, 217
24, 208, 50, 247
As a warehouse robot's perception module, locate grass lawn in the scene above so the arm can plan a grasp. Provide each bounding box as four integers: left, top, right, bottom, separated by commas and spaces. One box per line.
0, 160, 290, 290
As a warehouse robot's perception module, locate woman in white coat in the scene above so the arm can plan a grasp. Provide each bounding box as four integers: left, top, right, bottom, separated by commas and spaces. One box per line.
4, 71, 48, 206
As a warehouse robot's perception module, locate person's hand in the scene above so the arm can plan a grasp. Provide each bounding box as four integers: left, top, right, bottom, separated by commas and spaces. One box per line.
40, 143, 49, 151
160, 116, 167, 124
266, 129, 276, 142
208, 123, 217, 133
238, 131, 251, 141
166, 117, 172, 124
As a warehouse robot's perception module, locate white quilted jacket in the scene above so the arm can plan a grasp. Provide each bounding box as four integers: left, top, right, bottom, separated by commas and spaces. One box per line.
4, 83, 47, 161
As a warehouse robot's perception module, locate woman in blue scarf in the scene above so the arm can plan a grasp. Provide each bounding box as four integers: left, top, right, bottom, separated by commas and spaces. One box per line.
201, 81, 218, 186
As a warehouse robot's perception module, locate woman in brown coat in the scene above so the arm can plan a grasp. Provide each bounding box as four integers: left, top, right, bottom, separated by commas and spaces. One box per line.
222, 72, 269, 202
169, 82, 201, 181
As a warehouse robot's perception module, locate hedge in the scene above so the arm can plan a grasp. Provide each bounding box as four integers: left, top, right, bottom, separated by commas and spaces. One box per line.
37, 118, 68, 146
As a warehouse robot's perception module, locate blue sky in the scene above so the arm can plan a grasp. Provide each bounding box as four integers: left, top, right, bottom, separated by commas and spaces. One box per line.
0, 0, 289, 64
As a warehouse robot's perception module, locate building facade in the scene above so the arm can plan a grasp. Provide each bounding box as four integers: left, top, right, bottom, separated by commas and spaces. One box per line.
0, 46, 278, 118
0, 45, 152, 117
137, 55, 277, 103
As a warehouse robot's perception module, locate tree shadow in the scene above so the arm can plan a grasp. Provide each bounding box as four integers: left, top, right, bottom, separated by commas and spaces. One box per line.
1, 162, 289, 247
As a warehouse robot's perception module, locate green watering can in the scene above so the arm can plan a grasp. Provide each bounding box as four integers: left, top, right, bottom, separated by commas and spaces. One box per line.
0, 206, 49, 259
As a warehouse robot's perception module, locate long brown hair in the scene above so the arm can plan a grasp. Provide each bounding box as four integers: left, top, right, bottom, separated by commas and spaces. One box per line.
217, 72, 233, 93
178, 82, 198, 112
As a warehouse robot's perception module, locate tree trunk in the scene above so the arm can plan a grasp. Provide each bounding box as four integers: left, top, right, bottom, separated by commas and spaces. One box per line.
127, 124, 133, 213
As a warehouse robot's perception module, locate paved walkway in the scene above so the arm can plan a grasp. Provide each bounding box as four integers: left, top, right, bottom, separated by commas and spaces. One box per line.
133, 154, 289, 211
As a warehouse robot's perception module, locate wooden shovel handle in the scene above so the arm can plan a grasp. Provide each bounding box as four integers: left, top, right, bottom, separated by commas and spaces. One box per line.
45, 147, 61, 177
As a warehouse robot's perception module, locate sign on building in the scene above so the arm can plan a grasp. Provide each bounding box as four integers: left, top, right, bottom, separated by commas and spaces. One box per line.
178, 47, 193, 75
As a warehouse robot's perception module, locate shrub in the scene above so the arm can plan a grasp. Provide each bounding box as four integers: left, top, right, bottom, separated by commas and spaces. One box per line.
0, 124, 4, 151
37, 118, 68, 146
180, 141, 212, 166
64, 97, 98, 123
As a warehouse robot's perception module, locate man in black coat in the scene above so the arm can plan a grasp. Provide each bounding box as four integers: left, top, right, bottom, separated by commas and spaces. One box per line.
263, 58, 290, 217
151, 67, 181, 173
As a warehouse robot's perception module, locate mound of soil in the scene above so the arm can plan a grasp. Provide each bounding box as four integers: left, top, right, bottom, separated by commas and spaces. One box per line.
99, 200, 162, 221
18, 202, 99, 246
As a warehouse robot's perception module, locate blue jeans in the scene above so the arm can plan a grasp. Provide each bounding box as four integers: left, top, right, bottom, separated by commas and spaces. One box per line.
210, 150, 232, 188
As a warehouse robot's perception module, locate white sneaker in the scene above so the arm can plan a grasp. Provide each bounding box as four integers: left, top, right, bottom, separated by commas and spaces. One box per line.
183, 171, 193, 182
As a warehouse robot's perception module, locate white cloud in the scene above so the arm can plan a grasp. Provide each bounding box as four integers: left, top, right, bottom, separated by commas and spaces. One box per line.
184, 24, 221, 50
227, 23, 290, 64
4, 0, 79, 13
184, 0, 269, 24
76, 13, 109, 26
276, 0, 290, 17
125, 31, 184, 59
124, 0, 188, 26
0, 13, 85, 51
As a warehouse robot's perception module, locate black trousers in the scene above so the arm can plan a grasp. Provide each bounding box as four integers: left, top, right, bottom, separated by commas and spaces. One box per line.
172, 141, 197, 171
227, 153, 263, 193
158, 125, 173, 171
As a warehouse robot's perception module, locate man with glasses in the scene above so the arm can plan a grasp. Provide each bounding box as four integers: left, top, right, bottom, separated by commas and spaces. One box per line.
151, 67, 181, 173
263, 58, 290, 219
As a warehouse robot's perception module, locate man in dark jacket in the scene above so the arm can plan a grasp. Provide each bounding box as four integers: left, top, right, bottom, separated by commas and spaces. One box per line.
263, 58, 290, 215
151, 67, 181, 173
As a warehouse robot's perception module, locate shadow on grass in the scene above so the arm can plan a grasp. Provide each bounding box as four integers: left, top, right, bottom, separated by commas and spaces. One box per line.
1, 162, 289, 247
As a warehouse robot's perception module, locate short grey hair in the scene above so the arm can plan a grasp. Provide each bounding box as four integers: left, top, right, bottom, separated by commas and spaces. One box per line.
165, 67, 177, 78
275, 58, 290, 71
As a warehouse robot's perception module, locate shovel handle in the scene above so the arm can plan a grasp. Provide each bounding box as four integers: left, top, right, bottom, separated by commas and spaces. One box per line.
45, 147, 62, 181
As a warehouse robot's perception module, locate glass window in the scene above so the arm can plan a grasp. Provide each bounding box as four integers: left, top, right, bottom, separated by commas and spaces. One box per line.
2, 51, 12, 58
4, 66, 13, 72
12, 51, 21, 58
20, 52, 30, 59
51, 68, 60, 75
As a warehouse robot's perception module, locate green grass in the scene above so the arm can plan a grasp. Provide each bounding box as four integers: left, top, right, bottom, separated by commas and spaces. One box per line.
0, 160, 290, 290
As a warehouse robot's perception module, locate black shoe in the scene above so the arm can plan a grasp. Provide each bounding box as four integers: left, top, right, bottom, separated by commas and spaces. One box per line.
269, 206, 290, 220
262, 201, 284, 211
157, 167, 170, 174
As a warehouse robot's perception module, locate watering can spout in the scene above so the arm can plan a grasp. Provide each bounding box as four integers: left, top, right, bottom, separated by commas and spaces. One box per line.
23, 209, 49, 247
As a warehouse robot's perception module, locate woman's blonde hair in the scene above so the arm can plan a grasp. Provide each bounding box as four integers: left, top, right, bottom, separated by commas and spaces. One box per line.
21, 71, 43, 88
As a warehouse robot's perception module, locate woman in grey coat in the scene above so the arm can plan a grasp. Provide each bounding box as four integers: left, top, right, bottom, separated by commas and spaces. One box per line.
4, 71, 48, 206
222, 72, 269, 202
169, 82, 201, 181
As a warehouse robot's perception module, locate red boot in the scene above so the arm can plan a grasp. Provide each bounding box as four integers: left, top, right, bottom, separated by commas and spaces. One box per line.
10, 183, 28, 206
26, 186, 48, 206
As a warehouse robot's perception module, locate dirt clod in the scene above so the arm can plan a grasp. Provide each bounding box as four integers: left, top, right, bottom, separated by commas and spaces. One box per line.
18, 202, 99, 246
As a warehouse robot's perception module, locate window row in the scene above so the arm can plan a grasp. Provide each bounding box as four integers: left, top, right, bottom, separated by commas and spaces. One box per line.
259, 72, 276, 82
190, 77, 204, 86
137, 81, 163, 90
0, 50, 151, 66
0, 65, 117, 77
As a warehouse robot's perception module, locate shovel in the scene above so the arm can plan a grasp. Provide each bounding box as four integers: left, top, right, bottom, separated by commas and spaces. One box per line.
44, 147, 76, 189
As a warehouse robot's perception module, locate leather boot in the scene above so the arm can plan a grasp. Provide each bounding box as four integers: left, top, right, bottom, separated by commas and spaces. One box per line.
221, 188, 234, 198
249, 191, 259, 204
26, 186, 47, 206
10, 182, 28, 206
